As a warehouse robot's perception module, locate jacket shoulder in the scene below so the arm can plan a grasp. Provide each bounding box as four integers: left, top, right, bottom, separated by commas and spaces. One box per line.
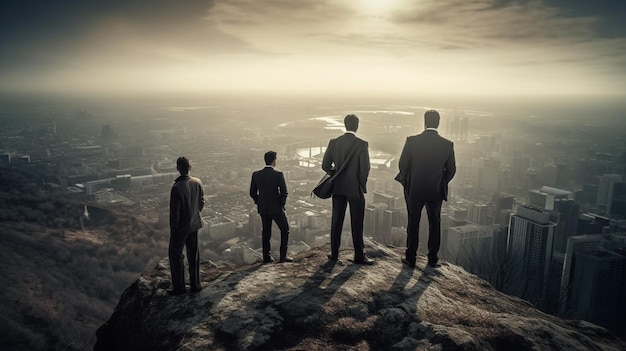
439, 135, 454, 145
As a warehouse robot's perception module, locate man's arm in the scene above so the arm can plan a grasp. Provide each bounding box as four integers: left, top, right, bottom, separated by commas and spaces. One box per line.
321, 139, 335, 175
250, 173, 259, 204
444, 143, 456, 183
199, 181, 205, 212
359, 141, 370, 193
397, 137, 410, 186
169, 187, 181, 232
279, 172, 288, 209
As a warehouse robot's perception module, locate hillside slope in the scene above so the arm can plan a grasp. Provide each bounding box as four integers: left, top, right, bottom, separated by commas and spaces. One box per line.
0, 167, 169, 351
95, 242, 626, 351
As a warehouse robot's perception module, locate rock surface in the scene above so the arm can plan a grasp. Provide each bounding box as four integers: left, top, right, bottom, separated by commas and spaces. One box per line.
95, 242, 626, 350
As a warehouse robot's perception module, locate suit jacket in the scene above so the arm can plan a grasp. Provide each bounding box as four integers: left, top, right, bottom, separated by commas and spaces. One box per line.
397, 130, 456, 202
250, 166, 288, 215
170, 174, 205, 236
322, 133, 370, 198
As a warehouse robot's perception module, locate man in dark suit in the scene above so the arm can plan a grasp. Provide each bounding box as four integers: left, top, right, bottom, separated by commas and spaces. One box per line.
322, 114, 373, 265
397, 110, 456, 268
250, 151, 293, 263
169, 156, 205, 295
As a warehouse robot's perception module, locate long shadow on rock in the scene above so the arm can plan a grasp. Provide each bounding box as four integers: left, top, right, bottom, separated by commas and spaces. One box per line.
368, 262, 435, 349
262, 259, 363, 349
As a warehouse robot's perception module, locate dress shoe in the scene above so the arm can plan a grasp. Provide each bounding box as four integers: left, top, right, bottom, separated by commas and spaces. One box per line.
263, 257, 275, 264
428, 261, 441, 268
401, 258, 416, 268
353, 256, 375, 265
327, 254, 338, 262
279, 257, 294, 263
166, 289, 187, 296
190, 287, 202, 293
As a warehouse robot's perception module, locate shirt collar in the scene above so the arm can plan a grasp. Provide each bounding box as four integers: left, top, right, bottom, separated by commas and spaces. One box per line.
425, 128, 438, 131
264, 165, 274, 169
345, 131, 357, 136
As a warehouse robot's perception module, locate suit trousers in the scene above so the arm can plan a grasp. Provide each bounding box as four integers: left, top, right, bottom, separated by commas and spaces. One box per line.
330, 194, 365, 260
169, 230, 201, 292
405, 198, 442, 264
260, 211, 290, 259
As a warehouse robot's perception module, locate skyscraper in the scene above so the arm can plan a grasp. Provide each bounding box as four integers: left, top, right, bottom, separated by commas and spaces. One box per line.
446, 223, 492, 266
559, 234, 604, 314
597, 174, 622, 215
553, 199, 580, 253
477, 157, 501, 194
609, 182, 626, 218
507, 205, 559, 302
528, 186, 572, 211
569, 250, 626, 330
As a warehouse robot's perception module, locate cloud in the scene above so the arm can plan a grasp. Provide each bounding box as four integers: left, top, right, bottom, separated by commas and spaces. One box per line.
1, 0, 624, 95
207, 0, 624, 60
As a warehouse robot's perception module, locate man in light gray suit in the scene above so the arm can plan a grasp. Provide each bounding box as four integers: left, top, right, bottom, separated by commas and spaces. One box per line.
322, 114, 373, 264
397, 110, 456, 268
169, 156, 204, 295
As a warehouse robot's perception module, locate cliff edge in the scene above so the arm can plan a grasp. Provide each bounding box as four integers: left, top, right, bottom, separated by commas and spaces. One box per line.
95, 242, 625, 350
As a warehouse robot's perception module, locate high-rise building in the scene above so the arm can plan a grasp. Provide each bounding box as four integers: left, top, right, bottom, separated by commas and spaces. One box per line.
597, 174, 622, 215
577, 213, 610, 235
576, 183, 599, 206
468, 202, 490, 225
609, 182, 626, 218
546, 252, 566, 314
493, 193, 515, 213
446, 223, 493, 266
528, 186, 572, 211
553, 199, 580, 253
381, 209, 394, 241
477, 157, 501, 194
569, 250, 626, 330
511, 152, 530, 180
448, 205, 468, 227
492, 193, 515, 225
364, 202, 387, 238
445, 112, 469, 142
559, 234, 604, 314
373, 191, 396, 208
507, 205, 559, 301
248, 210, 262, 238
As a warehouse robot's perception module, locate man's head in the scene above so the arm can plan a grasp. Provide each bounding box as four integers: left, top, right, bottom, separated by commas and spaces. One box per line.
424, 110, 440, 129
264, 151, 277, 166
176, 156, 191, 175
344, 114, 359, 132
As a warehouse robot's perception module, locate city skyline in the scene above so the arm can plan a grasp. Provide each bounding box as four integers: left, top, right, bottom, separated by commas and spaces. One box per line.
1, 0, 625, 97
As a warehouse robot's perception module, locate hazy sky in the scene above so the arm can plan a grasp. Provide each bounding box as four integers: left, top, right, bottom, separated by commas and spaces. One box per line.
1, 0, 624, 96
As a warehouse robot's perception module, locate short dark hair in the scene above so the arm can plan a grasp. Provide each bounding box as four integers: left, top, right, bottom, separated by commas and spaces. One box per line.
424, 110, 440, 128
264, 151, 277, 165
177, 156, 191, 174
344, 114, 359, 132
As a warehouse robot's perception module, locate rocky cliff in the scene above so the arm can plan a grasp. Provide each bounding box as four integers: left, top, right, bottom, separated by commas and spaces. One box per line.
95, 242, 625, 350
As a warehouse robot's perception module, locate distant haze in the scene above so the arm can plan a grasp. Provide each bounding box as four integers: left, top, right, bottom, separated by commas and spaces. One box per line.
1, 0, 625, 97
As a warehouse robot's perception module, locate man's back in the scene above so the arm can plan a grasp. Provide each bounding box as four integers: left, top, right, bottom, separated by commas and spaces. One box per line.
322, 133, 370, 198
251, 167, 287, 215
399, 130, 456, 202
170, 175, 204, 235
